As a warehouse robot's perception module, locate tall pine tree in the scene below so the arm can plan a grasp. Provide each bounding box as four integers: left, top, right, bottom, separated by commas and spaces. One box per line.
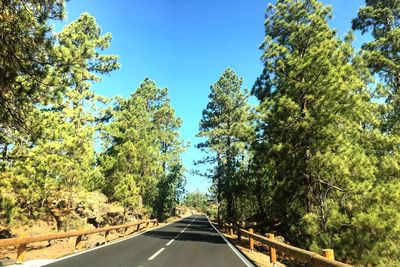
0, 12, 119, 225
197, 68, 254, 222
253, 0, 400, 264
99, 78, 185, 219
0, 0, 65, 130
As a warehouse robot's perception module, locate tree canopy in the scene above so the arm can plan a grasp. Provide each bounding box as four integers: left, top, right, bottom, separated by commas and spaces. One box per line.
1, 0, 400, 265
0, 0, 65, 130
197, 0, 400, 265
0, 3, 185, 227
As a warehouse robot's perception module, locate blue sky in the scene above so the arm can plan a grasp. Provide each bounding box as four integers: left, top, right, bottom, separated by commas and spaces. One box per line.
58, 0, 367, 193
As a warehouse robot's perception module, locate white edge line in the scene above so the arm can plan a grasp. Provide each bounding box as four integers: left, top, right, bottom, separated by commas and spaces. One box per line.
41, 216, 192, 266
148, 248, 165, 260
166, 239, 174, 246
206, 216, 254, 267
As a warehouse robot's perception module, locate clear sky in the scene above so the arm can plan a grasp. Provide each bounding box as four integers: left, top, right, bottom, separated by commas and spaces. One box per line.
58, 0, 366, 194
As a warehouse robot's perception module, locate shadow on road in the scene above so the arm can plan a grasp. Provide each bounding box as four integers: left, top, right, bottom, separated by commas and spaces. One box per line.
142, 216, 225, 244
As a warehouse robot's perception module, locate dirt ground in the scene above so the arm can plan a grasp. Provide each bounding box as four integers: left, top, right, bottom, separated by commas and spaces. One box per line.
0, 217, 184, 266
1, 214, 286, 267
221, 230, 286, 267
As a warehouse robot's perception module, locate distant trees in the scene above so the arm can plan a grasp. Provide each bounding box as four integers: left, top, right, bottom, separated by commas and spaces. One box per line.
183, 191, 208, 214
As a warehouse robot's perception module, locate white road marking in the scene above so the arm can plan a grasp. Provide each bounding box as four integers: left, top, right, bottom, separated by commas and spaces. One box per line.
148, 248, 165, 260
41, 216, 192, 266
180, 229, 185, 233
166, 239, 174, 246
206, 216, 254, 267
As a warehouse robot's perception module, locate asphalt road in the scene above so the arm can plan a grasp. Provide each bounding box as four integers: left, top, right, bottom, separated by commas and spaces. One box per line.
44, 215, 253, 267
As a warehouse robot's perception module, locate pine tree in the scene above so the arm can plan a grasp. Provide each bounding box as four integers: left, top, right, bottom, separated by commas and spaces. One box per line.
253, 0, 400, 264
0, 12, 119, 225
99, 93, 159, 213
155, 164, 186, 221
352, 0, 400, 133
197, 68, 254, 222
132, 78, 186, 212
0, 0, 65, 129
99, 78, 185, 219
54, 12, 119, 187
183, 191, 209, 213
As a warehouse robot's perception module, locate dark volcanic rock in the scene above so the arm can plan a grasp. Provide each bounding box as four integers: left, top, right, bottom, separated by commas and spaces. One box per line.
0, 229, 12, 239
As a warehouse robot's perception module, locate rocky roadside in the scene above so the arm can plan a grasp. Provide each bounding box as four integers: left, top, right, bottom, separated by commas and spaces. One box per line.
0, 190, 195, 266
0, 215, 192, 266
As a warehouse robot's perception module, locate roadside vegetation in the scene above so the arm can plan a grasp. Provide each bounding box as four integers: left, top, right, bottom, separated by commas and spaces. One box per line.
182, 191, 209, 214
197, 0, 400, 265
0, 1, 186, 231
1, 0, 400, 266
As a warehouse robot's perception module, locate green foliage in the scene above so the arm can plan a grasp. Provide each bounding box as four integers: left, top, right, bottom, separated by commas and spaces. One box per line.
197, 68, 254, 222
0, 8, 185, 225
0, 0, 183, 227
352, 0, 400, 134
0, 11, 120, 224
189, 1, 400, 266
3, 1, 400, 265
98, 78, 186, 220
155, 164, 186, 221
98, 89, 159, 210
0, 0, 65, 129
247, 0, 400, 265
183, 191, 209, 214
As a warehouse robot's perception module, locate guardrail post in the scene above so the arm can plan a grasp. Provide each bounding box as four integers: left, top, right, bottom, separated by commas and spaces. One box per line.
229, 223, 233, 236
249, 228, 254, 252
137, 223, 141, 231
105, 230, 111, 243
322, 249, 335, 261
75, 235, 83, 252
237, 229, 241, 241
146, 221, 149, 227
267, 233, 277, 264
16, 243, 27, 264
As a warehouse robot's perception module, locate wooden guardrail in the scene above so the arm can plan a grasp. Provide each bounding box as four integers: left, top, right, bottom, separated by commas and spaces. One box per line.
223, 223, 352, 267
0, 219, 159, 264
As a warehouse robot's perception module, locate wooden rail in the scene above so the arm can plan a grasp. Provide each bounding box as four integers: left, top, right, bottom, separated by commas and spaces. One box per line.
223, 223, 352, 267
0, 219, 159, 264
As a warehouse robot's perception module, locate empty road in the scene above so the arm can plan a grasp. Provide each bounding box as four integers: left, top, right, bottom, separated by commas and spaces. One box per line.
44, 215, 253, 267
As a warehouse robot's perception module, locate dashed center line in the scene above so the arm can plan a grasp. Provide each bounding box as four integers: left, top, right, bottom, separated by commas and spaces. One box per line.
148, 248, 165, 260
148, 216, 197, 261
